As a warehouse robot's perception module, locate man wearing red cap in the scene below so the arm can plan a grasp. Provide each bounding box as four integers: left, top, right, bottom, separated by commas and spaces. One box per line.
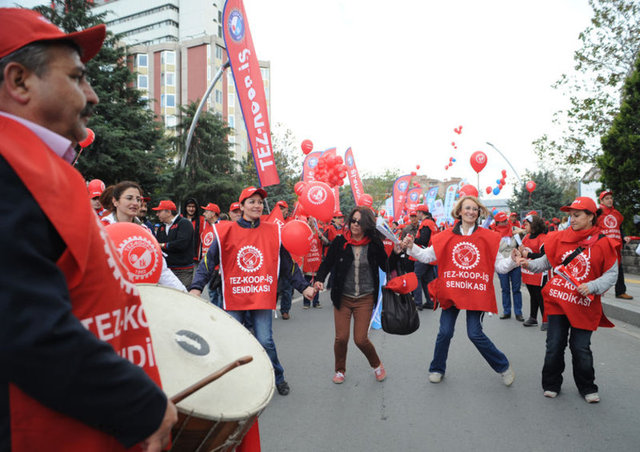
0, 8, 175, 451
189, 187, 315, 396
597, 190, 633, 299
200, 202, 222, 306
228, 201, 242, 222
153, 199, 196, 288
87, 178, 105, 215
413, 205, 438, 310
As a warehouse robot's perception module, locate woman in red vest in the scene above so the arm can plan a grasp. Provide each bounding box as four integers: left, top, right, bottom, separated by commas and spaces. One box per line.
521, 197, 618, 403
518, 214, 548, 329
402, 196, 519, 386
302, 216, 325, 308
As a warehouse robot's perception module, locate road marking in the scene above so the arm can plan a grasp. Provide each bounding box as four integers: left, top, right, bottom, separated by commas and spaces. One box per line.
625, 278, 640, 284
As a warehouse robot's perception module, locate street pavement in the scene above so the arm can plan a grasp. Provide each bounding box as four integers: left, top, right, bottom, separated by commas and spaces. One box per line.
258, 275, 640, 452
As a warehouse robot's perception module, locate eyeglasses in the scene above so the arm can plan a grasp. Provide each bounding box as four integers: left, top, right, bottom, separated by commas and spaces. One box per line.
350, 219, 361, 225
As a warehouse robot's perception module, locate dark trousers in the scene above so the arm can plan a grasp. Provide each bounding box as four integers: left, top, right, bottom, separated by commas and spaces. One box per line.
615, 262, 627, 296
414, 262, 436, 306
171, 266, 193, 289
525, 283, 544, 320
334, 294, 381, 373
542, 314, 597, 395
304, 274, 320, 306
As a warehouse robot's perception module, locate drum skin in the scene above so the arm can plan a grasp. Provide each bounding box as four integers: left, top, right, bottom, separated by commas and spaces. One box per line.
137, 284, 275, 451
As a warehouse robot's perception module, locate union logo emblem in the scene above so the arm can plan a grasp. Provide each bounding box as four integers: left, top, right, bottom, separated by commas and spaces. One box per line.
561, 250, 591, 281
307, 186, 327, 205
451, 241, 480, 269
237, 245, 264, 272
603, 214, 618, 229
118, 235, 160, 281
476, 154, 486, 164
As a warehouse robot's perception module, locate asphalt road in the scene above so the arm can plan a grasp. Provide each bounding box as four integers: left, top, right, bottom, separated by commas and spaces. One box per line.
258, 280, 640, 452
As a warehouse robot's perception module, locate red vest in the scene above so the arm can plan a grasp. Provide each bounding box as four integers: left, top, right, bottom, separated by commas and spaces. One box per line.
302, 235, 322, 273
417, 219, 437, 245
214, 221, 280, 310
327, 224, 344, 242
521, 233, 546, 286
597, 206, 623, 253
541, 228, 616, 330
200, 220, 216, 257
0, 116, 162, 451
431, 227, 501, 312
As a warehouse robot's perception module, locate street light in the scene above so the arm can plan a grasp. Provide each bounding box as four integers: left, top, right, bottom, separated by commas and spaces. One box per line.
485, 142, 522, 184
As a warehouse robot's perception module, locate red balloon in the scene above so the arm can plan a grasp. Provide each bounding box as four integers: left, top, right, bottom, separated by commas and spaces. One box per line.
500, 178, 506, 185
501, 169, 507, 177
445, 165, 449, 170
411, 171, 417, 176
358, 193, 373, 208
459, 184, 479, 198
301, 139, 314, 155
294, 181, 306, 195
299, 181, 336, 223
105, 222, 162, 284
281, 220, 314, 256
526, 180, 537, 193
470, 151, 488, 173
486, 186, 492, 194
78, 128, 95, 148
380, 209, 386, 216
416, 164, 420, 170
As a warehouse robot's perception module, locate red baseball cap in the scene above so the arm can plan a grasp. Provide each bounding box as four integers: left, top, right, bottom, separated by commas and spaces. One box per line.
0, 8, 106, 63
385, 272, 418, 294
527, 210, 538, 216
509, 212, 517, 217
152, 200, 177, 211
409, 210, 417, 216
201, 203, 220, 214
560, 197, 597, 214
494, 211, 508, 222
599, 190, 613, 201
416, 205, 429, 213
333, 211, 344, 218
229, 202, 241, 212
239, 186, 267, 204
276, 200, 289, 209
87, 179, 105, 198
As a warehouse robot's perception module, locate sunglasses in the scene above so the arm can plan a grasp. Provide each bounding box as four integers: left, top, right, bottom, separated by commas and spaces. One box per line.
350, 218, 361, 225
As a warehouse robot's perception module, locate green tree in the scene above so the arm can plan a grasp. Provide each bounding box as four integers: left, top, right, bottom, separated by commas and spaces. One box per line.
171, 102, 242, 210
35, 0, 173, 195
533, 0, 640, 170
361, 169, 400, 211
598, 53, 640, 234
509, 171, 576, 220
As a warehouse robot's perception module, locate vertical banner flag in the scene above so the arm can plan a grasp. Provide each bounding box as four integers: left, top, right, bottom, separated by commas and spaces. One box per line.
392, 175, 412, 221
384, 197, 393, 219
344, 147, 365, 204
223, 0, 279, 186
404, 187, 422, 212
443, 183, 458, 224
432, 199, 446, 226
425, 186, 439, 212
302, 151, 322, 181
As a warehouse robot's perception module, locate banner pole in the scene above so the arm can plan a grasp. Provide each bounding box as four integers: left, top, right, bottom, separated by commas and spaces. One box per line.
182, 61, 230, 169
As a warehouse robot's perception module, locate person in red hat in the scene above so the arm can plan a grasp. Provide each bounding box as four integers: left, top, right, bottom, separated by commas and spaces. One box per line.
509, 211, 521, 228
493, 211, 525, 321
402, 196, 520, 386
413, 205, 438, 310
198, 202, 222, 306
153, 199, 196, 288
0, 8, 176, 451
87, 178, 105, 215
276, 200, 289, 219
597, 190, 633, 299
517, 214, 549, 329
182, 197, 204, 265
228, 201, 242, 222
189, 186, 316, 396
520, 196, 618, 403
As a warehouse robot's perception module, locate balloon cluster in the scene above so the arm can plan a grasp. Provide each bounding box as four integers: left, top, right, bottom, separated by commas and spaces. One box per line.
313, 153, 347, 188
487, 169, 508, 195
445, 156, 457, 170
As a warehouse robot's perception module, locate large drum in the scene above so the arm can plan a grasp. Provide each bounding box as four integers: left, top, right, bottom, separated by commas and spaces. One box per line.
138, 284, 275, 451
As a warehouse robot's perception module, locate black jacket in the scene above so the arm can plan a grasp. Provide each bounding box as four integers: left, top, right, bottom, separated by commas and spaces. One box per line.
155, 214, 195, 268
182, 197, 202, 261
315, 235, 396, 309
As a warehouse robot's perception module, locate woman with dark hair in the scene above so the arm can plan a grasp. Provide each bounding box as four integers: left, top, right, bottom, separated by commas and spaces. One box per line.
182, 197, 203, 263
402, 196, 520, 386
519, 214, 548, 328
314, 207, 399, 384
521, 197, 618, 403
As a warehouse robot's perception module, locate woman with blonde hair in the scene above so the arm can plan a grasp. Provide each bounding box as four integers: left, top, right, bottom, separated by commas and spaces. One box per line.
402, 196, 520, 385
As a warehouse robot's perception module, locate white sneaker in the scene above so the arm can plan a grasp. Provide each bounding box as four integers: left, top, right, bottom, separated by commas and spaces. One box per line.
584, 393, 600, 403
543, 390, 558, 398
428, 372, 443, 383
501, 365, 515, 386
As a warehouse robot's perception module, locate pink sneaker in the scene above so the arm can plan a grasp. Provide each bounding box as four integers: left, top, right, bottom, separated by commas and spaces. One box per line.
332, 371, 345, 384
374, 364, 386, 382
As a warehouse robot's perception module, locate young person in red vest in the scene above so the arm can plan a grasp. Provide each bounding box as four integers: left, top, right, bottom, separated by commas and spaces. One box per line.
402, 196, 519, 386
520, 197, 618, 403
301, 216, 324, 308
200, 202, 223, 306
518, 214, 548, 329
413, 205, 438, 310
509, 211, 521, 228
597, 190, 633, 300
0, 8, 176, 451
189, 186, 316, 396
228, 201, 242, 222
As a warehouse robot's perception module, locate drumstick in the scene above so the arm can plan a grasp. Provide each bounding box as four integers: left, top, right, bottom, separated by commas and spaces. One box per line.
170, 355, 253, 404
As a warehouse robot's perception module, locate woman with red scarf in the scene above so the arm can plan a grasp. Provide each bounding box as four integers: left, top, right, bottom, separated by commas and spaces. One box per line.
314, 207, 399, 384
521, 197, 618, 403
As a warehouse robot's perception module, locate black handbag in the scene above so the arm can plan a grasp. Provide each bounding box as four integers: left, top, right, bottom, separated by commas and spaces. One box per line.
381, 261, 420, 335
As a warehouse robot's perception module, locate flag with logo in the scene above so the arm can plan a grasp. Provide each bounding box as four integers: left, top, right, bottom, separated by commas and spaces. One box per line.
223, 0, 279, 186
302, 151, 322, 181
425, 186, 439, 211
404, 187, 422, 213
392, 175, 412, 221
442, 184, 458, 223
344, 147, 365, 204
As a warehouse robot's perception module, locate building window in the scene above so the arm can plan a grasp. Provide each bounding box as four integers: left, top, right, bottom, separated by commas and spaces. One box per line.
137, 54, 148, 67
137, 74, 148, 89
165, 94, 175, 107
165, 115, 177, 128
228, 92, 235, 106
228, 115, 235, 128
215, 89, 223, 104
216, 46, 223, 59
162, 51, 176, 65
261, 68, 269, 80
166, 73, 175, 86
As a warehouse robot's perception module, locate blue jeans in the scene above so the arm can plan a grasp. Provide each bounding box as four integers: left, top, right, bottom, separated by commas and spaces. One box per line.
227, 310, 286, 385
498, 267, 522, 315
278, 276, 293, 314
429, 307, 509, 374
208, 286, 222, 308
542, 314, 597, 395
414, 262, 436, 306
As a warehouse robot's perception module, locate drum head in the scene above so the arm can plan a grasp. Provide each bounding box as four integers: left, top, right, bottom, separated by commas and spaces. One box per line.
138, 284, 275, 420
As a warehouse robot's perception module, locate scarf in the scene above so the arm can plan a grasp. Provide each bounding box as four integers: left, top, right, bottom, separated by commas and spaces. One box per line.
494, 223, 513, 238
561, 225, 601, 247
343, 229, 371, 248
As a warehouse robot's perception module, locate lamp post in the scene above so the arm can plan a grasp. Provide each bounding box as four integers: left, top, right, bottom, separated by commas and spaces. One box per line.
485, 142, 522, 184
